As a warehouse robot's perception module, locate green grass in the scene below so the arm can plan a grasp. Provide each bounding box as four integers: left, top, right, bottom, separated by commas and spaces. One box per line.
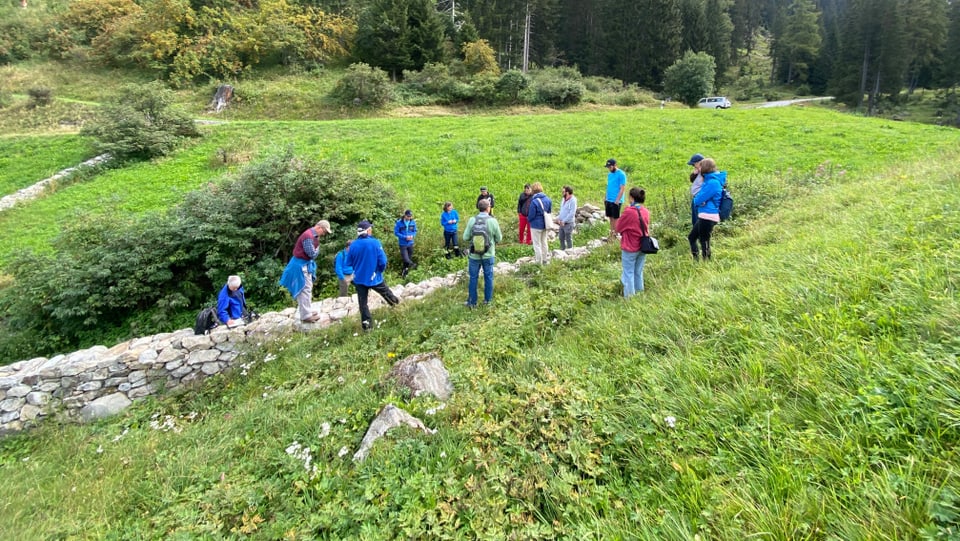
0, 147, 957, 539
0, 134, 95, 196
1, 107, 958, 270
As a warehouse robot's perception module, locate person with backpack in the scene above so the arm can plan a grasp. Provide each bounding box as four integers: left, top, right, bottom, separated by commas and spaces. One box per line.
689, 158, 727, 261
462, 198, 502, 307
526, 182, 553, 265
347, 220, 400, 331
394, 209, 418, 278
334, 240, 354, 297
687, 152, 705, 226
440, 202, 462, 259
616, 187, 651, 298
279, 219, 331, 323
516, 184, 533, 245
216, 275, 247, 326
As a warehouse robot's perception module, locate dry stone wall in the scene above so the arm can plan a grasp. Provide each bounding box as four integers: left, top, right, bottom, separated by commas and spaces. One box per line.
0, 227, 605, 435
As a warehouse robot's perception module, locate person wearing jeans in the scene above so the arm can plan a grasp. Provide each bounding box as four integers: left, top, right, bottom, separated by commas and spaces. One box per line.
462, 199, 502, 307
526, 182, 552, 265
557, 185, 577, 250
616, 187, 651, 298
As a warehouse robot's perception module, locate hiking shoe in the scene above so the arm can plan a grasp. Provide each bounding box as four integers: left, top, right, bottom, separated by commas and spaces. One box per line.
301, 314, 321, 323
463, 302, 476, 309
361, 320, 372, 331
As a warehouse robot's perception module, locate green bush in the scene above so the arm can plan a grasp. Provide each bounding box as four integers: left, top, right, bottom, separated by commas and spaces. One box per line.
663, 50, 716, 107
495, 69, 529, 104
0, 150, 402, 362
80, 81, 199, 160
26, 87, 52, 108
530, 67, 585, 107
329, 62, 393, 107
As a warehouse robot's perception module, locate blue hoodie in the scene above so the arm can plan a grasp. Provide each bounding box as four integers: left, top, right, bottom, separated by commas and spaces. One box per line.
692, 171, 727, 216
346, 235, 388, 287
394, 218, 417, 247
216, 284, 246, 323
526, 192, 553, 229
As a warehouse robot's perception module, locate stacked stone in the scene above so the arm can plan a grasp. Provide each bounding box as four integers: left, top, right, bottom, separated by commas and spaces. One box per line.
0, 239, 604, 435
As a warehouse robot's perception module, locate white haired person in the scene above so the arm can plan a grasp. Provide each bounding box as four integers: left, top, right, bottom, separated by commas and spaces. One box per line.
216, 275, 247, 327
279, 219, 332, 323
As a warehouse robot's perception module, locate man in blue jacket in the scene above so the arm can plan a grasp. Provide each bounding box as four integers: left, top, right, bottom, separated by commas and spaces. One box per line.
394, 209, 418, 278
347, 220, 400, 331
216, 275, 246, 327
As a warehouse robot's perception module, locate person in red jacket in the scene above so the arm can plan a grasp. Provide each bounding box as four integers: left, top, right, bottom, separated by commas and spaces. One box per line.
615, 187, 651, 298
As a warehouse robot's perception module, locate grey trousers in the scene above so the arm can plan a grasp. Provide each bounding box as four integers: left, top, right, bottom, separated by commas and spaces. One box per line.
297, 265, 315, 320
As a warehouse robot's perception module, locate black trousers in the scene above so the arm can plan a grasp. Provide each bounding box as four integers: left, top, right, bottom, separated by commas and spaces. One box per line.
354, 281, 399, 324
688, 218, 717, 258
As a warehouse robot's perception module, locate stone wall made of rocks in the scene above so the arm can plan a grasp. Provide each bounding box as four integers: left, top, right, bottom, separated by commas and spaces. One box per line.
0, 223, 604, 435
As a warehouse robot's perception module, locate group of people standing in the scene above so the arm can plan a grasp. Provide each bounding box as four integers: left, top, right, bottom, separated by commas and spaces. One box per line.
268, 152, 727, 329
606, 154, 728, 299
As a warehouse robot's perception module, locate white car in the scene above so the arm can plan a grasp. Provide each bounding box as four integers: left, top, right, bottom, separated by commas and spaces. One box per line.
697, 96, 732, 109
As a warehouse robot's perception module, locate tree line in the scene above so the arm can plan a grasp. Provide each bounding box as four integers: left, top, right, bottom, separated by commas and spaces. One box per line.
2, 0, 959, 108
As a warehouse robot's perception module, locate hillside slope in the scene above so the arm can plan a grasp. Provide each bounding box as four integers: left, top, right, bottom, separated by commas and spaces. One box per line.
0, 145, 958, 538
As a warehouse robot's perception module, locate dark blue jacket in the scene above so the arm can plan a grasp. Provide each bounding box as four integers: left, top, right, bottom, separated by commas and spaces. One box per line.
526, 193, 552, 229
394, 218, 417, 247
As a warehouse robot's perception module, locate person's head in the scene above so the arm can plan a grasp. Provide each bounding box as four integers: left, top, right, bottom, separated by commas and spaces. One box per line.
345, 239, 353, 250
687, 153, 705, 167
477, 199, 490, 212
562, 185, 573, 199
530, 182, 543, 194
403, 209, 413, 219
605, 158, 617, 171
315, 220, 332, 235
443, 201, 453, 211
479, 186, 488, 195
699, 158, 717, 174
523, 183, 532, 194
357, 220, 372, 237
628, 187, 646, 204
227, 275, 242, 291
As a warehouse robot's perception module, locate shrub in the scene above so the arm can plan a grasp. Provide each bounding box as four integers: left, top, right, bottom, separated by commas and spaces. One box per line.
0, 150, 402, 362
27, 87, 53, 108
531, 67, 585, 107
663, 50, 716, 107
80, 81, 199, 160
462, 39, 499, 76
329, 63, 393, 107
495, 69, 529, 104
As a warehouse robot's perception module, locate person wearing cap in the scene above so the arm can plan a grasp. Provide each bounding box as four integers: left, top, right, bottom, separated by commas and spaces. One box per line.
462, 198, 502, 307
687, 153, 705, 226
279, 219, 331, 323
394, 209, 418, 278
334, 239, 354, 297
347, 220, 400, 331
689, 158, 728, 261
526, 182, 553, 264
604, 158, 627, 237
476, 186, 495, 214
440, 202, 462, 258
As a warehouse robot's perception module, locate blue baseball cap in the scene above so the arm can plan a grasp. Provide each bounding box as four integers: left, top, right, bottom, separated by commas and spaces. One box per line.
687, 153, 705, 166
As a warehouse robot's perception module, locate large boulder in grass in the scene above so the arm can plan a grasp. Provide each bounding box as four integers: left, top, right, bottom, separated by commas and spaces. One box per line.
353, 404, 435, 462
387, 352, 453, 400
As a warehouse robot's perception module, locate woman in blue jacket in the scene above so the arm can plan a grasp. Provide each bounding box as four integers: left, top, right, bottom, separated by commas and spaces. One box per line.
394, 209, 418, 277
688, 158, 727, 260
526, 182, 553, 265
440, 202, 462, 258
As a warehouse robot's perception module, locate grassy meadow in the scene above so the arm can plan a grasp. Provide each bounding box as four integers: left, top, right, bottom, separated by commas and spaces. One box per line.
1, 107, 958, 270
0, 134, 94, 196
0, 126, 958, 538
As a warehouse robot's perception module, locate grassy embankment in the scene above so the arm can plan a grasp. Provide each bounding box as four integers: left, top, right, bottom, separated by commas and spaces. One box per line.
0, 134, 95, 197
0, 122, 957, 538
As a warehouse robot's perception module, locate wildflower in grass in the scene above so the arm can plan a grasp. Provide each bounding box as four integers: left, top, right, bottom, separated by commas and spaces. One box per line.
96, 446, 103, 454
285, 441, 315, 474
263, 353, 276, 363
440, 451, 447, 458
150, 415, 181, 433
337, 376, 345, 384
338, 446, 350, 457
664, 416, 676, 428
361, 379, 367, 385
339, 418, 346, 424
387, 352, 396, 358
319, 422, 331, 438
112, 428, 129, 442
305, 353, 311, 359
425, 403, 446, 416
